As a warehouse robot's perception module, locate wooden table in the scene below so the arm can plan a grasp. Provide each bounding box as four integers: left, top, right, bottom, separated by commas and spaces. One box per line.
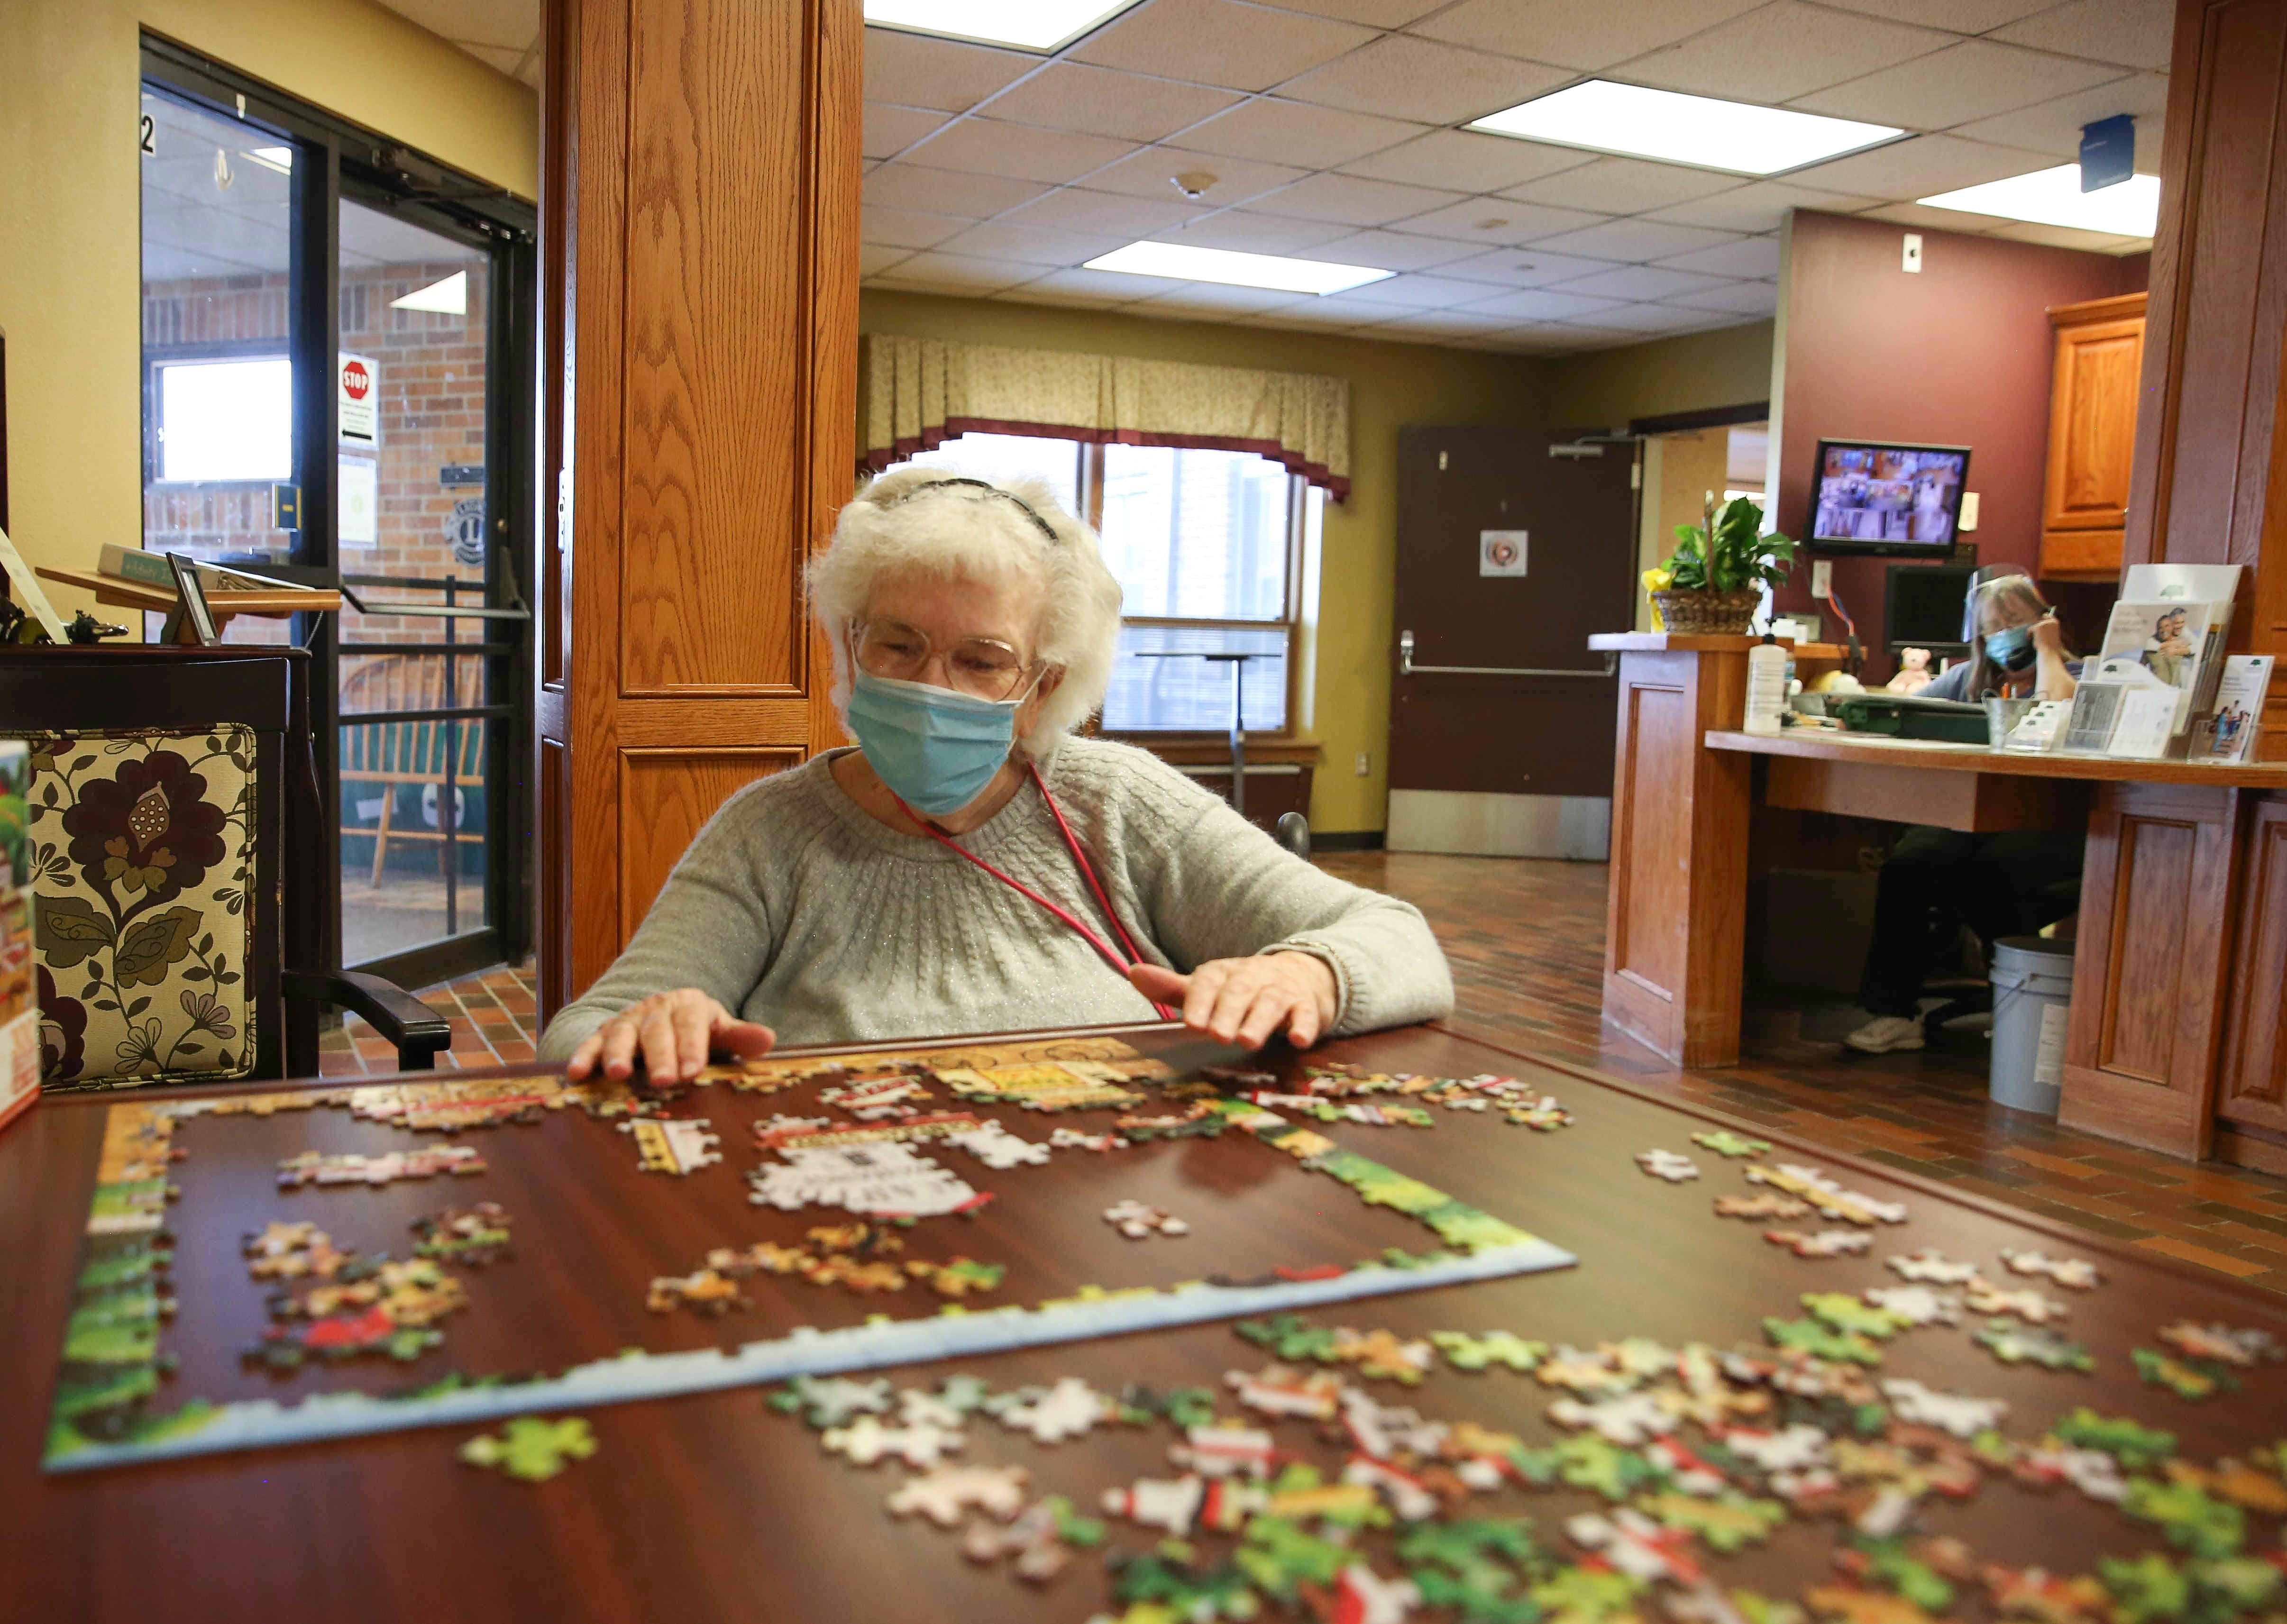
1596, 631, 2287, 1171
4, 1022, 2283, 1621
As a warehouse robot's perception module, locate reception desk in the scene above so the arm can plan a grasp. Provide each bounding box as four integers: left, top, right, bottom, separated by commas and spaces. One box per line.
1593, 632, 2287, 1172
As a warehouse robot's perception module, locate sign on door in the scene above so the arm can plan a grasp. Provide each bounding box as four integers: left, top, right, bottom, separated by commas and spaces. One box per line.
338, 353, 378, 444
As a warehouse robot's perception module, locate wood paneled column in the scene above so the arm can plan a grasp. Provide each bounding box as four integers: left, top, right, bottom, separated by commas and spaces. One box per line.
536, 0, 860, 1022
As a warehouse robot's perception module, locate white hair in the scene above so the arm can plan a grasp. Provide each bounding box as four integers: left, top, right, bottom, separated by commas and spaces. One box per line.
810, 462, 1125, 755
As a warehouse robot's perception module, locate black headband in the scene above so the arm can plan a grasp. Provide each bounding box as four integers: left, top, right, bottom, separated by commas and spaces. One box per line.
877, 476, 1061, 544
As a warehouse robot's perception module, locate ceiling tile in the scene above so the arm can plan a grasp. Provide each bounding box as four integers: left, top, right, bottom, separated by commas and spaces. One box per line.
1655, 236, 1784, 275
864, 103, 951, 161
1407, 0, 1769, 74
903, 120, 1140, 184
863, 28, 1036, 113
1132, 281, 1310, 312
974, 64, 1244, 143
1010, 267, 1163, 301
1790, 40, 2127, 129
933, 219, 1133, 265
1392, 197, 1613, 243
1455, 286, 1629, 320
1070, 0, 1378, 91
1251, 173, 1471, 226
869, 251, 1040, 293
859, 243, 914, 276
1852, 200, 2004, 228
990, 284, 1138, 309
1246, 296, 1403, 328
1814, 0, 2056, 29
1336, 271, 1522, 307
1289, 228, 1490, 269
1527, 218, 1744, 260
1583, 302, 1729, 333
1642, 179, 1884, 232
1175, 98, 1429, 167
1784, 132, 2050, 195
1340, 130, 1597, 192
1666, 278, 1781, 313
861, 206, 977, 248
1619, 3, 1954, 102
1372, 310, 1535, 335
1500, 157, 1748, 214
1543, 264, 1738, 299
1261, 0, 1452, 25
1986, 219, 2150, 250
1948, 74, 2168, 164
1434, 246, 1632, 285
1990, 0, 2176, 71
1149, 211, 1361, 252
1275, 35, 1570, 125
1084, 146, 1309, 205
1002, 186, 1211, 234
863, 164, 1051, 216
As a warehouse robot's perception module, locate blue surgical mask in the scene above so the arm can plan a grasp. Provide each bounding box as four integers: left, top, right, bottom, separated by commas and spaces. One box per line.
1984, 624, 2037, 672
845, 667, 1020, 815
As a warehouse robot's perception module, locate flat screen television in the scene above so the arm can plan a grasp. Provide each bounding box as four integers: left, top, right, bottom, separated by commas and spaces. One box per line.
1808, 439, 1970, 556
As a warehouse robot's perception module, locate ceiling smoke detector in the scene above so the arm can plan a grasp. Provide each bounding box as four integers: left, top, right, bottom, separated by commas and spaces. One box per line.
1170, 171, 1219, 199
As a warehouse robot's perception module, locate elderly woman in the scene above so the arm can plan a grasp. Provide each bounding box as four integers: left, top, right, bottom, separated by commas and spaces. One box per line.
541, 465, 1454, 1083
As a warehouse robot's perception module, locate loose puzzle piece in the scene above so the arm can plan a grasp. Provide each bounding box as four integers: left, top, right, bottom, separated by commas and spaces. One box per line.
2013, 1442, 2127, 1503
961, 1494, 1105, 1584
1636, 1490, 1787, 1553
1566, 1506, 1703, 1586
1637, 1150, 1702, 1183
1999, 1249, 2101, 1290
1745, 1164, 1909, 1227
645, 1266, 749, 1315
818, 1074, 934, 1121
410, 1202, 512, 1265
944, 1121, 1053, 1169
1331, 1327, 1436, 1385
770, 1374, 893, 1428
1766, 1230, 1873, 1259
905, 1256, 1006, 1298
1835, 1538, 1956, 1612
1100, 1474, 1208, 1535
1862, 1286, 1959, 1328
458, 1415, 597, 1483
1716, 1195, 1811, 1222
2121, 1476, 2247, 1559
1431, 1331, 1547, 1373
2131, 1347, 2238, 1402
887, 1464, 1031, 1527
1804, 1585, 1937, 1624
1976, 1319, 2094, 1373
1879, 1380, 2005, 1440
1547, 1390, 1677, 1447
1320, 1565, 1422, 1624
1048, 1128, 1127, 1152
618, 1117, 723, 1175
1691, 1131, 1770, 1159
2154, 1321, 2283, 1368
1885, 1249, 1978, 1285
1238, 1314, 1344, 1364
823, 1413, 964, 1470
1228, 1365, 1345, 1422
1104, 1199, 1190, 1239
1504, 1097, 1574, 1131
994, 1377, 1111, 1445
1236, 1515, 1352, 1605
242, 1220, 348, 1281
1803, 1294, 1911, 1340
1982, 1565, 2110, 1624
276, 1145, 485, 1188
1511, 1435, 1667, 1502
2050, 1408, 2176, 1470
2164, 1456, 2287, 1515
1964, 1276, 2069, 1324
1764, 1316, 1883, 1365
748, 1139, 984, 1218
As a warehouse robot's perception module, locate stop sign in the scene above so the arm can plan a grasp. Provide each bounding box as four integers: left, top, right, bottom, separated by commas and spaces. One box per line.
341, 359, 371, 400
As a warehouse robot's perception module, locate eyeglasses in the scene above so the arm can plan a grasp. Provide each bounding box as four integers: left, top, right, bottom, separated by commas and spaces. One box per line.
850, 619, 1043, 703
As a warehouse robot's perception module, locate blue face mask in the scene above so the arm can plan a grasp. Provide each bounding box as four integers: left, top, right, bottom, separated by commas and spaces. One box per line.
1984, 623, 2037, 672
845, 667, 1021, 815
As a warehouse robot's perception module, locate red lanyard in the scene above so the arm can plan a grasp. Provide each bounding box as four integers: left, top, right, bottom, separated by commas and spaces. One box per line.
892, 764, 1176, 1019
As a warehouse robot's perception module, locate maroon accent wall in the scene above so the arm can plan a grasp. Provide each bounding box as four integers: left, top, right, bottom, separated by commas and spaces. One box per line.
1772, 211, 2148, 679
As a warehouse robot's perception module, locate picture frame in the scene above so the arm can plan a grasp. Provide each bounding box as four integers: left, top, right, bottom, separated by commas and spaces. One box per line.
165, 551, 220, 646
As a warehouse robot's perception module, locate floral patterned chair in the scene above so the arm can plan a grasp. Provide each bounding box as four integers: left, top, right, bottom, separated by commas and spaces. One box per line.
5, 646, 451, 1088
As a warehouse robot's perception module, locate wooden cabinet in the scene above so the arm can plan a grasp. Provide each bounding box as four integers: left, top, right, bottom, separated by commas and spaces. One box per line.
2040, 292, 2146, 580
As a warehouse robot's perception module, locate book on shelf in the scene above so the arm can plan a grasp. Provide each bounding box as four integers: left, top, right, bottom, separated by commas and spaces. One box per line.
97, 543, 298, 595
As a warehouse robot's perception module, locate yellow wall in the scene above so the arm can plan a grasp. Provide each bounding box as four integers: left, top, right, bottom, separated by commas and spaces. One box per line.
1546, 320, 1776, 429
860, 290, 1547, 834
0, 0, 537, 615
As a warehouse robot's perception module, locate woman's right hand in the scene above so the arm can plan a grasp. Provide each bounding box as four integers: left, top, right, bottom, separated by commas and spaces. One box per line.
564, 988, 775, 1085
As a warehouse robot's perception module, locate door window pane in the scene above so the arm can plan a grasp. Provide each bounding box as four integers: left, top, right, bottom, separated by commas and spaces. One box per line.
336, 199, 494, 964
1100, 445, 1290, 620
897, 432, 1081, 516
140, 91, 298, 605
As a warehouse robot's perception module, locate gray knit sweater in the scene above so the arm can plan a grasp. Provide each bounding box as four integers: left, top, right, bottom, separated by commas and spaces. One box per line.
538, 739, 1454, 1058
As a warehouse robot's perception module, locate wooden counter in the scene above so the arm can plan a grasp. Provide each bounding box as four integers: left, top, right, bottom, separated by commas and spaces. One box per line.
1597, 637, 2287, 1172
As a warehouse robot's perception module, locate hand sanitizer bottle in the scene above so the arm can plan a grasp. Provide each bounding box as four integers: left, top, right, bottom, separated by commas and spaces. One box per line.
1745, 633, 1787, 734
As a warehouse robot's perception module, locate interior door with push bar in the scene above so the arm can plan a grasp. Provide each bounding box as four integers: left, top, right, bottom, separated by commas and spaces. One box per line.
1388, 426, 1637, 858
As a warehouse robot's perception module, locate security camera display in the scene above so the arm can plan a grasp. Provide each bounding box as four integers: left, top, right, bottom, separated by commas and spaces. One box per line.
1811, 442, 1968, 549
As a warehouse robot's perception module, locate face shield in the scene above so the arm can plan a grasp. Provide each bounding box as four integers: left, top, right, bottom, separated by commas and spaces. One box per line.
1962, 566, 2048, 671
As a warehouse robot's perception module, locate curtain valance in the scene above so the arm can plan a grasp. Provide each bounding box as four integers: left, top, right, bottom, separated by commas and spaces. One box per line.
860, 333, 1352, 500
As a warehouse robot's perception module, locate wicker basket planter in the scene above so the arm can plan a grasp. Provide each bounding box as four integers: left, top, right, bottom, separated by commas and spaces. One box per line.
1652, 587, 1762, 636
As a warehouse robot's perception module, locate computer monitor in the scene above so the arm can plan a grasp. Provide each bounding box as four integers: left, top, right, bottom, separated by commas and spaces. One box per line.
1884, 563, 1977, 657
1809, 439, 1971, 556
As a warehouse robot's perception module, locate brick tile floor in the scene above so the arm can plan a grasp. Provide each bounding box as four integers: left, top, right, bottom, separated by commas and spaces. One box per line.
329, 850, 2287, 1296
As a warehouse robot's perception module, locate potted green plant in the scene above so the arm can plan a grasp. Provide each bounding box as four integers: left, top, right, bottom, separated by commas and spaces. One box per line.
1645, 495, 1798, 636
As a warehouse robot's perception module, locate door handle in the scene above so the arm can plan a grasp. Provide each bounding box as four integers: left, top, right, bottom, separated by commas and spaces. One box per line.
1398, 630, 1616, 679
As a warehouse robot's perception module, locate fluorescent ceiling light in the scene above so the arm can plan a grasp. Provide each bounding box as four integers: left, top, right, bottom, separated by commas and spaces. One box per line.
863, 0, 1140, 52
391, 271, 467, 315
243, 146, 294, 175
1084, 241, 1391, 295
1917, 164, 2160, 237
1470, 80, 1902, 176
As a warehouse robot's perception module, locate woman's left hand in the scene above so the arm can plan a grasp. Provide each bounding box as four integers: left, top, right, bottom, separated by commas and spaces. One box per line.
1129, 952, 1338, 1050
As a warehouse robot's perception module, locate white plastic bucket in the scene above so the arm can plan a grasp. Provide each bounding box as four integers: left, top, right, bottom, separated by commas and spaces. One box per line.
1988, 936, 2076, 1115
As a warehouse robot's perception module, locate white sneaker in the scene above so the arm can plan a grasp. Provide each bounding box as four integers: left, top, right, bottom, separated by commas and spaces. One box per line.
1845, 1014, 1926, 1053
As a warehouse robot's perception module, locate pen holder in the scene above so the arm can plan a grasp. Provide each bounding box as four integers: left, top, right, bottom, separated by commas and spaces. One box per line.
1983, 696, 2035, 747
